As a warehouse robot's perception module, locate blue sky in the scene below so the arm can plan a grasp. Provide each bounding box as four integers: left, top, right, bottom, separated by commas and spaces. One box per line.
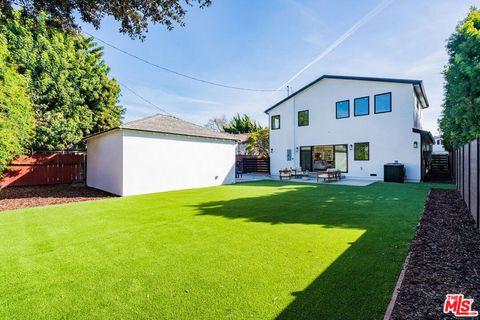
81, 0, 475, 134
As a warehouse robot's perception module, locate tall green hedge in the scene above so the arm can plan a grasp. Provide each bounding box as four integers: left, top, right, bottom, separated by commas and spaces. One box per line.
440, 8, 480, 149
0, 35, 34, 175
1, 11, 124, 150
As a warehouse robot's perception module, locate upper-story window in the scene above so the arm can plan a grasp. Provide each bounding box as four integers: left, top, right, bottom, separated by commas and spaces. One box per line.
336, 100, 350, 119
354, 96, 369, 116
374, 92, 392, 114
271, 115, 280, 130
298, 110, 309, 126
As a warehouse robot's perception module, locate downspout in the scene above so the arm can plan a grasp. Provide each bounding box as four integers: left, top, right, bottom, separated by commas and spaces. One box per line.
293, 95, 296, 167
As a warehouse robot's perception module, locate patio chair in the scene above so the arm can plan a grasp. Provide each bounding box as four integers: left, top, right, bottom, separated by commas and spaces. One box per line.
279, 169, 292, 180
293, 167, 307, 178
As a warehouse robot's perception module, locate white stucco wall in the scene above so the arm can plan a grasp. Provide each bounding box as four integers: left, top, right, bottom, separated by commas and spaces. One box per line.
86, 130, 123, 195
121, 130, 236, 196
87, 129, 236, 196
268, 78, 423, 182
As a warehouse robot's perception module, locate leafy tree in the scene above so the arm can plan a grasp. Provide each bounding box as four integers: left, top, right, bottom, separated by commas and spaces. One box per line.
0, 0, 212, 40
205, 115, 228, 132
0, 34, 34, 175
223, 113, 261, 134
2, 11, 123, 150
439, 7, 480, 149
246, 128, 269, 157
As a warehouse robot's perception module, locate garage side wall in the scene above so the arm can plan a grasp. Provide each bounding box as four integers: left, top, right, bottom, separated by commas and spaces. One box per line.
86, 130, 123, 196
122, 130, 236, 196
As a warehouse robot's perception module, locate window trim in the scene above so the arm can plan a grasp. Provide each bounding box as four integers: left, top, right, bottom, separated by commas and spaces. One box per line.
374, 92, 392, 114
354, 142, 370, 161
298, 110, 309, 127
336, 100, 350, 119
271, 115, 280, 130
354, 96, 370, 117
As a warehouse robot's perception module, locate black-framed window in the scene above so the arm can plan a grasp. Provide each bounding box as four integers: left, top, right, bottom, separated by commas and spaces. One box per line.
354, 96, 369, 116
271, 115, 280, 130
374, 92, 392, 114
354, 142, 369, 161
336, 100, 350, 119
298, 110, 309, 126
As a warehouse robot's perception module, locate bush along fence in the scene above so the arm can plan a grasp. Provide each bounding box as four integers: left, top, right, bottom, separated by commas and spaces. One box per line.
454, 137, 480, 229
0, 152, 86, 188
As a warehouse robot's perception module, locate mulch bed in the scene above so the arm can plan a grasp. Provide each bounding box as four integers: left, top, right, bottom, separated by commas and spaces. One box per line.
391, 188, 480, 319
0, 184, 113, 212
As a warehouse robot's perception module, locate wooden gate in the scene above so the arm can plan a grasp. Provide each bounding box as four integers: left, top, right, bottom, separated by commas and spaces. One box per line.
242, 157, 270, 173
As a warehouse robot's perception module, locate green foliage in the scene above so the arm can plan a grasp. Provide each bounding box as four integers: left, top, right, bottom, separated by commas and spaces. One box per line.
439, 7, 480, 149
223, 113, 261, 134
0, 34, 34, 174
246, 127, 269, 157
1, 12, 123, 150
0, 0, 211, 40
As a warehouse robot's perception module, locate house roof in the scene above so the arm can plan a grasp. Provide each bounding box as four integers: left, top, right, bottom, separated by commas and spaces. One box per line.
413, 128, 434, 144
264, 75, 430, 114
84, 114, 239, 142
231, 133, 250, 143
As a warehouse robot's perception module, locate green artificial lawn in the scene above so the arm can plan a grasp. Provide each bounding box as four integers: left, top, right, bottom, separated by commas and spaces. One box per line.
0, 181, 453, 319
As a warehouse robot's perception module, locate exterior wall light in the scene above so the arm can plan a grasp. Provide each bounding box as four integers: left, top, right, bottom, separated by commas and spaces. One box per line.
413, 141, 418, 148
295, 147, 299, 152
270, 148, 274, 154
349, 144, 353, 150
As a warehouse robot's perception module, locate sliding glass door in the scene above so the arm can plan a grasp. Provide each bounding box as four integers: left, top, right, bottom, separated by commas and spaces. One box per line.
300, 147, 312, 171
334, 145, 348, 172
305, 144, 348, 172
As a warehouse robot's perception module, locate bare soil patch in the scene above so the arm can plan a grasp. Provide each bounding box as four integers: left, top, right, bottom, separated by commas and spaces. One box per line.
0, 184, 113, 211
391, 188, 480, 319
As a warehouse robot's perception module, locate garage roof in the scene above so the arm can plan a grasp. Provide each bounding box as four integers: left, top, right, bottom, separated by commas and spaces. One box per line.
84, 114, 239, 141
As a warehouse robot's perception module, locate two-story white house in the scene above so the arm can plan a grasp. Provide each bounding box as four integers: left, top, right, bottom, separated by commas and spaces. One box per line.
265, 75, 433, 182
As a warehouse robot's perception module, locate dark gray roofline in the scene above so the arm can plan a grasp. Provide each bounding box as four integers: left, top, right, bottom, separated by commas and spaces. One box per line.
264, 75, 429, 114
413, 128, 434, 144
83, 113, 240, 142
83, 127, 239, 142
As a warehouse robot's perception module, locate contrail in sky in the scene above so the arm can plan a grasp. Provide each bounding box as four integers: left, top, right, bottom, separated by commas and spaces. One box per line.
276, 0, 395, 91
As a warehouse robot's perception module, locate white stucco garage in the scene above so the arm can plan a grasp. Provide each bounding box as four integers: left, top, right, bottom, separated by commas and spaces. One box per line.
85, 114, 238, 196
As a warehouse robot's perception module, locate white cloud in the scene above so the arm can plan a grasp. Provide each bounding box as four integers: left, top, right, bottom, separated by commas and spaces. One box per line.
276, 0, 395, 90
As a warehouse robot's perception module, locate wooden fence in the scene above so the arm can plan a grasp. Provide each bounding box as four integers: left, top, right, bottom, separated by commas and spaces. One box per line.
454, 137, 480, 229
0, 153, 86, 187
241, 157, 270, 173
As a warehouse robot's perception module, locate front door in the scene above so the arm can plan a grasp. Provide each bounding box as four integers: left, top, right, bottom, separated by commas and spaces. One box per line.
300, 147, 312, 171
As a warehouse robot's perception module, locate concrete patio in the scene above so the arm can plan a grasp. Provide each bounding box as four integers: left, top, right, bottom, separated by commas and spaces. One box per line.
235, 173, 376, 186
